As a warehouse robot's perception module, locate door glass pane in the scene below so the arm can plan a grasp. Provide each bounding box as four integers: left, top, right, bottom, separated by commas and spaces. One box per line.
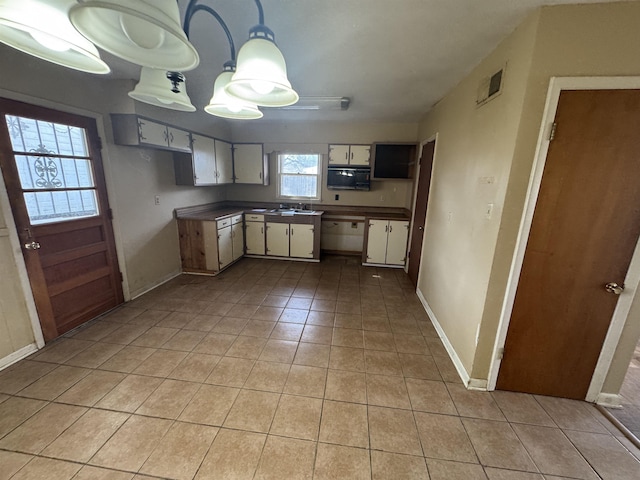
5, 114, 98, 225
23, 190, 99, 225
5, 115, 88, 156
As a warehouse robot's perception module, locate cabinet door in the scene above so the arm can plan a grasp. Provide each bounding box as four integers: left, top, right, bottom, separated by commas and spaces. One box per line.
191, 134, 217, 185
386, 220, 409, 265
137, 119, 168, 147
167, 127, 191, 152
202, 222, 220, 271
217, 225, 233, 269
366, 220, 389, 264
328, 144, 350, 165
350, 145, 371, 166
234, 144, 265, 184
290, 224, 314, 259
266, 222, 289, 257
245, 221, 265, 255
215, 139, 234, 184
231, 222, 244, 260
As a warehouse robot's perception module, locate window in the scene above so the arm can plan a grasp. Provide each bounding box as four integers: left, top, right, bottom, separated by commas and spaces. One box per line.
5, 115, 99, 225
277, 153, 321, 200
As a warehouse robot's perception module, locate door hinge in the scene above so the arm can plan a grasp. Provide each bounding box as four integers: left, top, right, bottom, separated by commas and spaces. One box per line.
548, 122, 557, 141
96, 136, 103, 150
497, 347, 505, 360
107, 208, 113, 220
119, 272, 123, 282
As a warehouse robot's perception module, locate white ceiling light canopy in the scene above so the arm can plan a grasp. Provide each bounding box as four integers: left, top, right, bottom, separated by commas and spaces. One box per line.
0, 0, 109, 74
128, 67, 196, 112
226, 23, 299, 107
68, 0, 199, 71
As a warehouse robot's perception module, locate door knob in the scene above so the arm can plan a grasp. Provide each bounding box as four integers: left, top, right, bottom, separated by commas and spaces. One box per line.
24, 241, 41, 250
418, 226, 424, 231
605, 282, 624, 295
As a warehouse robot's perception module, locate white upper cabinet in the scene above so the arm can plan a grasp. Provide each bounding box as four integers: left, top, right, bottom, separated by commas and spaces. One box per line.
215, 139, 234, 184
191, 134, 217, 185
233, 143, 268, 185
167, 127, 191, 152
111, 114, 191, 153
328, 144, 371, 166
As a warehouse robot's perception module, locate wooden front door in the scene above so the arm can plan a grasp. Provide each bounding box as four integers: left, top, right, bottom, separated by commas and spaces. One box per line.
497, 90, 640, 399
408, 141, 435, 287
0, 98, 123, 341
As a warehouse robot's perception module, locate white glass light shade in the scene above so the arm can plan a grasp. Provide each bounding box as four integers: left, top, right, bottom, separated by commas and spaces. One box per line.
205, 70, 263, 120
0, 0, 109, 74
128, 67, 196, 112
69, 0, 199, 71
226, 36, 298, 107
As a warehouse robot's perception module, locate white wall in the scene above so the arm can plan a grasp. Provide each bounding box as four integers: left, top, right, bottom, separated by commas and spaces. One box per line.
229, 121, 418, 209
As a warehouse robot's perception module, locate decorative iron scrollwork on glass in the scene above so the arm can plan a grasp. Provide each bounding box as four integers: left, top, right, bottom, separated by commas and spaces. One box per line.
31, 144, 62, 188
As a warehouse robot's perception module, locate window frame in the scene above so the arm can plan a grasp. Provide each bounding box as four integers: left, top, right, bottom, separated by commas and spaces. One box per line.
276, 152, 322, 202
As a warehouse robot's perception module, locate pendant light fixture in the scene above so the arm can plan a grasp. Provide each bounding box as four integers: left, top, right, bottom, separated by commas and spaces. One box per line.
184, 2, 262, 120
128, 67, 196, 112
68, 0, 199, 71
225, 1, 298, 107
0, 0, 109, 74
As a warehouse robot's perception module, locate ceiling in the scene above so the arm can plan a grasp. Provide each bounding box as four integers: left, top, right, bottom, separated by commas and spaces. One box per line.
101, 0, 620, 124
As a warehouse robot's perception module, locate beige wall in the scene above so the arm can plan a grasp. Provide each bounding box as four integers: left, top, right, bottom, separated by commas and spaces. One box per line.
228, 121, 418, 209
417, 1, 640, 395
416, 12, 539, 374
0, 45, 228, 362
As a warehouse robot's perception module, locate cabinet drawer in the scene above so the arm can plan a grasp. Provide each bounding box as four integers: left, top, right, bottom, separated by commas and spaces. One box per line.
217, 218, 231, 229
231, 214, 243, 225
245, 214, 264, 222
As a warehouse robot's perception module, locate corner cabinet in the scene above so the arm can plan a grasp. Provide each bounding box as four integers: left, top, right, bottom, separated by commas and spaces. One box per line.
363, 219, 409, 267
178, 213, 244, 274
174, 134, 233, 186
111, 114, 191, 152
233, 143, 269, 185
328, 144, 371, 166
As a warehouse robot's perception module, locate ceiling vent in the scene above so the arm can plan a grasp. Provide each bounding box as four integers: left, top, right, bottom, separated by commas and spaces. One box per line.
476, 66, 505, 107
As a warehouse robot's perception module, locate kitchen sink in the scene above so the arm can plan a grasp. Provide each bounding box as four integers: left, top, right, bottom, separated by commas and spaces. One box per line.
270, 208, 316, 215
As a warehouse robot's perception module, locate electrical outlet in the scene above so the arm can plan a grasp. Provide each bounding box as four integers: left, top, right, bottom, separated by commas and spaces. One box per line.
485, 203, 494, 219
334, 194, 339, 201
154, 195, 160, 205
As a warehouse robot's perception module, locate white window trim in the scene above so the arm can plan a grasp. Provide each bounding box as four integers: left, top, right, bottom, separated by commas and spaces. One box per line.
276, 152, 322, 201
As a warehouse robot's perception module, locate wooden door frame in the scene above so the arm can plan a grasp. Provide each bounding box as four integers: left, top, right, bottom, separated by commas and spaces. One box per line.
488, 77, 640, 404
407, 134, 438, 288
0, 89, 130, 351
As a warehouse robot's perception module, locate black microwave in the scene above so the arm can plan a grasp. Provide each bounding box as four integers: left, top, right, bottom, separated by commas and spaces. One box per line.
326, 167, 371, 190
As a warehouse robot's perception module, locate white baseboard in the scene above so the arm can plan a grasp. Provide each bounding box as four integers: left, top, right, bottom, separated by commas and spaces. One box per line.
596, 392, 623, 408
468, 378, 489, 391
0, 343, 39, 371
415, 289, 471, 386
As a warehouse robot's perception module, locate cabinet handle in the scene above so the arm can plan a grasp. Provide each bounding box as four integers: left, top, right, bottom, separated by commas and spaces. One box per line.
291, 227, 294, 236
385, 225, 388, 233
345, 151, 348, 160
169, 131, 174, 143
259, 171, 262, 179
389, 225, 393, 233
350, 151, 354, 160
286, 228, 289, 236
163, 129, 169, 142
261, 227, 263, 234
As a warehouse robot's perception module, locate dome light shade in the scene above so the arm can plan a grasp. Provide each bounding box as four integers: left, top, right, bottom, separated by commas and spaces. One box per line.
205, 68, 263, 120
0, 0, 109, 74
69, 0, 199, 71
128, 67, 196, 112
226, 25, 298, 107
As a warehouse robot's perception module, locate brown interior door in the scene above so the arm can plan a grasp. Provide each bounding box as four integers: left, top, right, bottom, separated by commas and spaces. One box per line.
497, 89, 640, 399
0, 98, 123, 341
408, 141, 435, 287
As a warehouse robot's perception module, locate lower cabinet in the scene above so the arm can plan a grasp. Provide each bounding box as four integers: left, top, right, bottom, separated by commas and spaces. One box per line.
266, 221, 317, 259
178, 213, 244, 274
245, 214, 266, 255
364, 219, 409, 266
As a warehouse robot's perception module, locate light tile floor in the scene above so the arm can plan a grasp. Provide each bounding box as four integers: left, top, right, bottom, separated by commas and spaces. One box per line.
1, 256, 640, 479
